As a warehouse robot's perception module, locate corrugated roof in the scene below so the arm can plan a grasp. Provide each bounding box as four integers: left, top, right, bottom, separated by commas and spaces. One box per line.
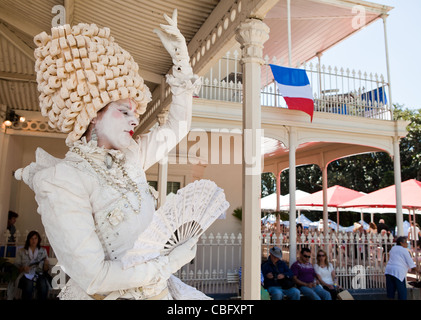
0, 80, 39, 111
262, 0, 390, 66
72, 0, 218, 77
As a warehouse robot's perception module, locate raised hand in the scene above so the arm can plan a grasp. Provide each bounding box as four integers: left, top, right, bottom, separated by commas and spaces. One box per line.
153, 9, 190, 68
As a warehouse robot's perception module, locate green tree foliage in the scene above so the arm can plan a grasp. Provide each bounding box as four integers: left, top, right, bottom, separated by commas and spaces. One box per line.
394, 106, 421, 181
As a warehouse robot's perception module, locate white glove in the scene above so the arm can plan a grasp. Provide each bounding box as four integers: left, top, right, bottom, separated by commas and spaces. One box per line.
167, 238, 198, 273
154, 9, 193, 79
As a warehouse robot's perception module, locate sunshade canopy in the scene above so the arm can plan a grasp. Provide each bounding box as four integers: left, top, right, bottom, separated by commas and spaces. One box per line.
340, 179, 421, 210
295, 185, 364, 208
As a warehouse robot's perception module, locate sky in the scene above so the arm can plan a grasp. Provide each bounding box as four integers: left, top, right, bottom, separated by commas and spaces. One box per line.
309, 0, 421, 110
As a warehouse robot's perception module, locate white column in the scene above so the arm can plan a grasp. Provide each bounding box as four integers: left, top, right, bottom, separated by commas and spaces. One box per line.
322, 164, 329, 235
383, 14, 403, 236
157, 156, 168, 208
236, 18, 269, 300
0, 131, 11, 230
275, 171, 281, 242
381, 14, 393, 119
276, 172, 281, 212
288, 127, 297, 266
393, 137, 404, 236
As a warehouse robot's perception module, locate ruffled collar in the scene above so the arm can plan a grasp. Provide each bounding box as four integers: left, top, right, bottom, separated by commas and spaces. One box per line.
70, 137, 126, 164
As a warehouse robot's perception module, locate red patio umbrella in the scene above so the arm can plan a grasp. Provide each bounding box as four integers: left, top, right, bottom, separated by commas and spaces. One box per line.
340, 179, 421, 210
296, 185, 364, 208
340, 179, 421, 280
295, 185, 365, 230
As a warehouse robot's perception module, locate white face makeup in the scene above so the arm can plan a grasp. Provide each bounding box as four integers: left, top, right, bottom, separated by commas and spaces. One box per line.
95, 99, 139, 150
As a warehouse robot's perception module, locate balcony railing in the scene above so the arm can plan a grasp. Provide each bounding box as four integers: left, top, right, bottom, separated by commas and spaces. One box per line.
198, 51, 393, 120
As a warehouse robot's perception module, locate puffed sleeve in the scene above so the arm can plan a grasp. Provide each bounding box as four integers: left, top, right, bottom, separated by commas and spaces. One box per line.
137, 74, 201, 171
32, 163, 174, 295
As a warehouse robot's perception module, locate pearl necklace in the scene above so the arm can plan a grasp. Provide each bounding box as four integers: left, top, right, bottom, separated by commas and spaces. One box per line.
71, 146, 143, 214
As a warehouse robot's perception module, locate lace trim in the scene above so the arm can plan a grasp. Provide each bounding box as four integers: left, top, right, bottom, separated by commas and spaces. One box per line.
166, 74, 201, 96
122, 179, 229, 269
168, 275, 213, 300
58, 278, 173, 300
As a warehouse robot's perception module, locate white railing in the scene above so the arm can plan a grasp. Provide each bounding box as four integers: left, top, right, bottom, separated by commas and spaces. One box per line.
176, 232, 243, 295
2, 229, 404, 294
199, 51, 243, 103
262, 230, 395, 290
1, 229, 55, 259
178, 230, 398, 294
1, 229, 243, 295
197, 51, 392, 121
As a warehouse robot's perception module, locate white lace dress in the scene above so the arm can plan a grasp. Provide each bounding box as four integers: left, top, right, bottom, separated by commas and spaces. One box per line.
16, 75, 214, 300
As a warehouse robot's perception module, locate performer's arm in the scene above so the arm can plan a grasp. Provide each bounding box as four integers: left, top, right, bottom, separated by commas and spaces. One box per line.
136, 9, 201, 171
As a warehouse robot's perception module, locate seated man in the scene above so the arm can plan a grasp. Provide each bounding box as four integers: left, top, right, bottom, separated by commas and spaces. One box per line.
261, 246, 301, 300
291, 247, 331, 300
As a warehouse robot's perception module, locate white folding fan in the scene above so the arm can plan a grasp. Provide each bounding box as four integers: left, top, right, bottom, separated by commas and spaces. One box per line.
121, 179, 229, 269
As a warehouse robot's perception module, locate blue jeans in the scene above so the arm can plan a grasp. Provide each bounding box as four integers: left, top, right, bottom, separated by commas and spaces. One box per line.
386, 274, 407, 300
267, 286, 301, 300
299, 284, 332, 300
19, 274, 49, 300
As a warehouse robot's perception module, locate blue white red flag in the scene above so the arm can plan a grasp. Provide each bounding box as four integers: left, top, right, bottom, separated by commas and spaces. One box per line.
270, 64, 314, 120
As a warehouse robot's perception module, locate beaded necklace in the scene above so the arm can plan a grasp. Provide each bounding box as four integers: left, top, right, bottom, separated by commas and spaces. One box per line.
71, 146, 143, 214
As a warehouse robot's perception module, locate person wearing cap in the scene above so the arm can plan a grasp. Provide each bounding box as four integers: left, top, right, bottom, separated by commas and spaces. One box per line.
261, 246, 301, 300
14, 10, 214, 300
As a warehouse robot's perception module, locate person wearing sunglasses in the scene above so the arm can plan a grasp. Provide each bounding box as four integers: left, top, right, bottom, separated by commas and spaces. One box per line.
314, 249, 341, 300
291, 247, 331, 300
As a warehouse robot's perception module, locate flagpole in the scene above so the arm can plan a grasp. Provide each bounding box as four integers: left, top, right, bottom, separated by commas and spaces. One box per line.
287, 0, 292, 67
381, 14, 393, 119
289, 127, 297, 266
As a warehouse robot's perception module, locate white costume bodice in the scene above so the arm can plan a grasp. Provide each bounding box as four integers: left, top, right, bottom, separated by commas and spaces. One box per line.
66, 140, 157, 263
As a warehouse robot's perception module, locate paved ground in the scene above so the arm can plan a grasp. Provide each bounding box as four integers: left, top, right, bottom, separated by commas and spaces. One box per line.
210, 283, 421, 300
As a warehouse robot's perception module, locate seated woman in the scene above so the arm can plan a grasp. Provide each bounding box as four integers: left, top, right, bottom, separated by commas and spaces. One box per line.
314, 249, 341, 300
15, 231, 50, 300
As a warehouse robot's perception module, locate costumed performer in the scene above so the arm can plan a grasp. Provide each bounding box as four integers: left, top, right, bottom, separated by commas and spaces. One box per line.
15, 9, 211, 300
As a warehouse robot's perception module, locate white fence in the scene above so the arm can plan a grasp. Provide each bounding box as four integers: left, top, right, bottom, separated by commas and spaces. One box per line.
178, 230, 397, 294
198, 51, 392, 121
175, 232, 242, 295
2, 229, 400, 295
1, 229, 54, 259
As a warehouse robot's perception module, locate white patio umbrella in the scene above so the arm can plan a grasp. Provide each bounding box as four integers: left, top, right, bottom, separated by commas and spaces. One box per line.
261, 190, 310, 211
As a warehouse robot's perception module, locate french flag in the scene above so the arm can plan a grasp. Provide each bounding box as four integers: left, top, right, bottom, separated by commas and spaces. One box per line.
270, 64, 314, 120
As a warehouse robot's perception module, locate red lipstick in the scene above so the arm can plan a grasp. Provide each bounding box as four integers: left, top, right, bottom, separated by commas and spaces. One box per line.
129, 130, 134, 136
